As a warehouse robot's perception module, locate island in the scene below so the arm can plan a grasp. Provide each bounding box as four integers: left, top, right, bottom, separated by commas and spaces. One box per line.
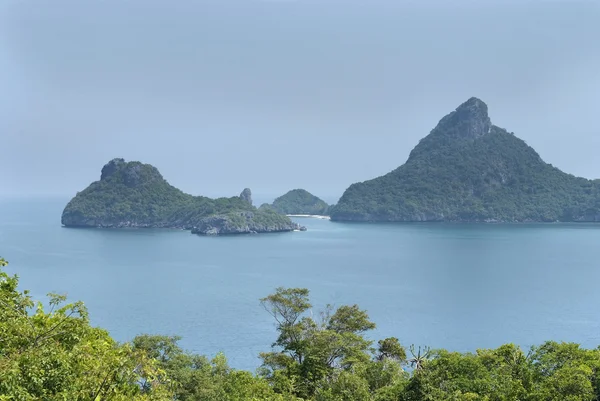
61, 159, 306, 235
270, 189, 331, 217
330, 97, 600, 222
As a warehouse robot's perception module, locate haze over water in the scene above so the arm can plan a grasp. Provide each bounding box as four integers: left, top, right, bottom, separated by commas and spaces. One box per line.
3, 198, 600, 371
2, 1, 600, 199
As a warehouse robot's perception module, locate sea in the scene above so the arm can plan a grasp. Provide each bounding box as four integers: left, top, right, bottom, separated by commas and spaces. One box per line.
2, 197, 600, 371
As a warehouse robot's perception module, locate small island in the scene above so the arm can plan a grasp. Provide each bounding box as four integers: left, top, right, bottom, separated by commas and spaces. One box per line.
61, 159, 306, 235
270, 189, 331, 217
330, 97, 600, 223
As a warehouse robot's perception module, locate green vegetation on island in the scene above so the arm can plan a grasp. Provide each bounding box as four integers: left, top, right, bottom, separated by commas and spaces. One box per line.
61, 158, 304, 235
2, 256, 600, 400
330, 97, 600, 222
271, 189, 330, 216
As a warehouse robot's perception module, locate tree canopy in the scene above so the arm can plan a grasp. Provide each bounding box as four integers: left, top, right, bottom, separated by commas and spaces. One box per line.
2, 257, 600, 400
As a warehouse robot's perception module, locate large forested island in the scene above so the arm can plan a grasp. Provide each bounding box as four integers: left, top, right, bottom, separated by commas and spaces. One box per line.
61, 158, 304, 235
270, 189, 330, 215
330, 97, 600, 222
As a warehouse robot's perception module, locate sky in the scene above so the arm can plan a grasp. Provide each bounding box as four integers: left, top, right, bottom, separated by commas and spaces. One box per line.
1, 0, 599, 203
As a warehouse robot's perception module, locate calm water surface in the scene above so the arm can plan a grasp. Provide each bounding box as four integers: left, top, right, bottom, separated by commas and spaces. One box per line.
2, 198, 600, 371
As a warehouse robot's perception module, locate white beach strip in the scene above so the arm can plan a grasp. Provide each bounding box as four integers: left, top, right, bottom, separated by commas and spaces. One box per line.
286, 214, 331, 220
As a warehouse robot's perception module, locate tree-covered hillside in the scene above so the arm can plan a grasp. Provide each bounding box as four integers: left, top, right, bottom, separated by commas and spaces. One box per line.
271, 189, 330, 215
331, 98, 600, 222
61, 158, 303, 234
2, 256, 600, 400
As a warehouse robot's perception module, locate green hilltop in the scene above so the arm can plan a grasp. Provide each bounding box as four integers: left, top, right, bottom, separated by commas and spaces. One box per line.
271, 189, 330, 215
331, 97, 600, 222
62, 158, 304, 234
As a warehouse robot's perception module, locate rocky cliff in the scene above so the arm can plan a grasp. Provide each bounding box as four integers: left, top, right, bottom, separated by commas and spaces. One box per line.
191, 211, 307, 235
62, 159, 305, 234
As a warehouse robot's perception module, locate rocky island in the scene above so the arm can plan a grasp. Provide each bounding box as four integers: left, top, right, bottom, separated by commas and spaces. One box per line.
62, 159, 306, 235
270, 189, 331, 216
330, 97, 600, 223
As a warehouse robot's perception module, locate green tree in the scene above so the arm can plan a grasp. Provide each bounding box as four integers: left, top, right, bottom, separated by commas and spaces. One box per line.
0, 258, 172, 400
376, 338, 406, 363
7, 256, 600, 401
132, 334, 294, 401
259, 287, 379, 398
528, 341, 600, 401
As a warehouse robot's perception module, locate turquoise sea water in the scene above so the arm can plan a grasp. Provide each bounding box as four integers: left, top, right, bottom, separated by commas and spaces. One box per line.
2, 198, 600, 371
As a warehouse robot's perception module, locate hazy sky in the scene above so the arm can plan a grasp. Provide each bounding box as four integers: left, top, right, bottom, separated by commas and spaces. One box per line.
1, 0, 599, 202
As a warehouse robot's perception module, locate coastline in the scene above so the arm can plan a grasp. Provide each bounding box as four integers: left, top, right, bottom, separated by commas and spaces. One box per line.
286, 214, 331, 220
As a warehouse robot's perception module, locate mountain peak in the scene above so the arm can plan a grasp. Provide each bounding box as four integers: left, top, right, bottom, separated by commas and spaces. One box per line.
433, 97, 492, 140
99, 158, 163, 187
331, 95, 600, 223
458, 97, 488, 112
100, 158, 126, 180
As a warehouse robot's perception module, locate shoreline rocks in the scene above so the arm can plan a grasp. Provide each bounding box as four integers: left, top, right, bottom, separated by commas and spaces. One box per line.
190, 212, 306, 235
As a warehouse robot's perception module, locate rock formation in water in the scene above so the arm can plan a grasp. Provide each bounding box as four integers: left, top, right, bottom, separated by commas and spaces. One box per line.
330, 97, 600, 222
191, 211, 307, 235
62, 158, 305, 234
239, 188, 253, 205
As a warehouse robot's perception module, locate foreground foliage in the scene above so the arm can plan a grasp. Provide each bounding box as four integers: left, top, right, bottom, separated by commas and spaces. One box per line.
0, 258, 171, 400
2, 256, 600, 400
